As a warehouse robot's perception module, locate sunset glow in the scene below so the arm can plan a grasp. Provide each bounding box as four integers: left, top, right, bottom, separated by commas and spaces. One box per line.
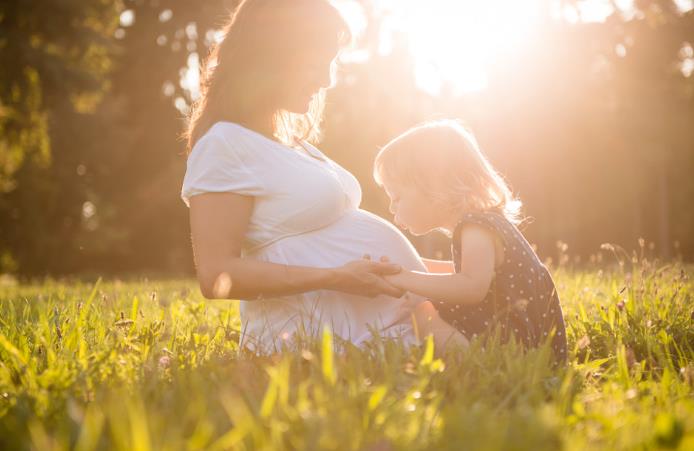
379, 0, 543, 95
335, 0, 694, 96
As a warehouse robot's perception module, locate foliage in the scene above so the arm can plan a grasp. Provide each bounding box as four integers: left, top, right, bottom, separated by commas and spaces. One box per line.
0, 257, 692, 450
0, 0, 120, 192
1, 0, 693, 275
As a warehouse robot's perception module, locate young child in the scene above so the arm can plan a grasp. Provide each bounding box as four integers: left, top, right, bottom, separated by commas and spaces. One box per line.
371, 120, 568, 361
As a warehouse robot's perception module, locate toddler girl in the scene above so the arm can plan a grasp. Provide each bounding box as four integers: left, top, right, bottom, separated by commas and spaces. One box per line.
372, 120, 567, 361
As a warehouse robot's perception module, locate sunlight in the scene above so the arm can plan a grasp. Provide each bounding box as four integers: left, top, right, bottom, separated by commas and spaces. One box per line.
376, 0, 543, 95
339, 0, 648, 96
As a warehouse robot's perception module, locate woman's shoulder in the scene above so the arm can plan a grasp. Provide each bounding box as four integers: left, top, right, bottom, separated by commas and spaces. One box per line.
203, 121, 264, 147
191, 121, 271, 162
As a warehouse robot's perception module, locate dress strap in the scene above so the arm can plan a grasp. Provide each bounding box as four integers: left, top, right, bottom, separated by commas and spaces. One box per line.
452, 211, 509, 247
294, 139, 328, 162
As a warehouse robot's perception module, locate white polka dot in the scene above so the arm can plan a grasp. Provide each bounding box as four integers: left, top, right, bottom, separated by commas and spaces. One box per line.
518, 263, 523, 267
511, 284, 515, 288
542, 313, 547, 318
544, 332, 548, 336
557, 332, 562, 336
520, 290, 524, 294
510, 274, 514, 279
506, 296, 511, 301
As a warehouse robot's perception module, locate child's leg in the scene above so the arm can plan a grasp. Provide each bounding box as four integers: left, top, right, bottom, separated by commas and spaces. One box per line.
412, 301, 469, 355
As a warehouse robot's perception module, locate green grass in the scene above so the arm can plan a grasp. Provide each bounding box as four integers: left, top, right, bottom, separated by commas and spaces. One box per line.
0, 255, 692, 450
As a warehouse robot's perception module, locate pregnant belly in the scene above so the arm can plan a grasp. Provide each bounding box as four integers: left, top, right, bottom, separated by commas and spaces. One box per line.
241, 209, 427, 351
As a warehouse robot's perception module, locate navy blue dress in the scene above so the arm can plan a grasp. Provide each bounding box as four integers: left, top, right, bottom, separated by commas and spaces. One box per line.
435, 210, 568, 362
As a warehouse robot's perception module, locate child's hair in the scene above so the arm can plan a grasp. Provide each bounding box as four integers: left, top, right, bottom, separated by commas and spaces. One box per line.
374, 119, 522, 226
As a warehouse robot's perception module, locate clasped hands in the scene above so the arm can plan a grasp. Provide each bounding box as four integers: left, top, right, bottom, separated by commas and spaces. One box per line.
331, 253, 407, 298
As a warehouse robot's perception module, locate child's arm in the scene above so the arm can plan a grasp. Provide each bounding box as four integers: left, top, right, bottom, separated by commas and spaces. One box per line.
385, 225, 496, 306
421, 258, 455, 273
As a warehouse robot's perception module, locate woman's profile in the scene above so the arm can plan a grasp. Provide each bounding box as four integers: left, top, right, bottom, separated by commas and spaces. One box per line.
180, 0, 462, 354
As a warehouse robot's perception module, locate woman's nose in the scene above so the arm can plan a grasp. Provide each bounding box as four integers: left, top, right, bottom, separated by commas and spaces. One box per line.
389, 200, 397, 215
316, 69, 332, 90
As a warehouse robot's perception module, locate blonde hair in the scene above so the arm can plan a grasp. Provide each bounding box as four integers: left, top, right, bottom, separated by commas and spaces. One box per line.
374, 119, 523, 226
181, 0, 352, 154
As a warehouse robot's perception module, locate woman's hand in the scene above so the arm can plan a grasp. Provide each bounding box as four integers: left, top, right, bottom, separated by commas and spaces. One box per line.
329, 258, 405, 298
369, 255, 410, 291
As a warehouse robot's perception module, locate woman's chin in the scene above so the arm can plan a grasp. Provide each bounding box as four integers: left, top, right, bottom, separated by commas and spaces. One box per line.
398, 223, 416, 235
285, 96, 314, 114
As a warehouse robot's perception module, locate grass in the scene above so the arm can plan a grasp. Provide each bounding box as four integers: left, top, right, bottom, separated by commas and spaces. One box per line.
0, 250, 692, 450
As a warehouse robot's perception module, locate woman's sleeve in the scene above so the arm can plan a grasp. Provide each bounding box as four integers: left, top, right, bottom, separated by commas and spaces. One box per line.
180, 132, 263, 208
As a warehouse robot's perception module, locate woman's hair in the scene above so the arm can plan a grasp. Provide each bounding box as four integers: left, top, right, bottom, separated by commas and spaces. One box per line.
181, 0, 352, 154
374, 119, 523, 225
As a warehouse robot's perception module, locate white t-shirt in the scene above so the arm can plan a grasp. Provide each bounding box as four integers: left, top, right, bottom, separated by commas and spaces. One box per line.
181, 121, 427, 353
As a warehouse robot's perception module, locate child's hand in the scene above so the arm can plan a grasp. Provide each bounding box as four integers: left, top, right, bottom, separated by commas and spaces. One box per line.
382, 271, 409, 290
363, 254, 409, 291
333, 259, 405, 298
362, 254, 394, 264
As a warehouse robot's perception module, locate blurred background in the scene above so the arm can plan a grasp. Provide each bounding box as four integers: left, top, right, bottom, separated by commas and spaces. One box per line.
1, 0, 693, 279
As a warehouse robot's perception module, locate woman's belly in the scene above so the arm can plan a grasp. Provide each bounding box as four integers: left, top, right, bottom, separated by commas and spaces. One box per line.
240, 209, 427, 353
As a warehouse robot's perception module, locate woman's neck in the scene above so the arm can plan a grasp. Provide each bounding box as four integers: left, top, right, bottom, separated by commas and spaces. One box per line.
232, 108, 276, 140
239, 113, 275, 142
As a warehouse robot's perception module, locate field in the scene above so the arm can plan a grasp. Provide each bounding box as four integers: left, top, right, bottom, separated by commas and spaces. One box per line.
0, 251, 692, 450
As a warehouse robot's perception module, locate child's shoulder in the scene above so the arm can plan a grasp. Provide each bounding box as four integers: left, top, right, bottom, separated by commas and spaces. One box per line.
453, 210, 512, 241
451, 211, 512, 272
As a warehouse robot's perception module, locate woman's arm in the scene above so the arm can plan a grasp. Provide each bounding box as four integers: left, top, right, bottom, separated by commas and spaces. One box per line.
383, 225, 496, 305
421, 258, 455, 273
189, 192, 404, 300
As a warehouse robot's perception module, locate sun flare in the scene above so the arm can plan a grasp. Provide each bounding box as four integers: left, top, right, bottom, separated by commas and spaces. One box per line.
335, 0, 653, 96
376, 0, 543, 95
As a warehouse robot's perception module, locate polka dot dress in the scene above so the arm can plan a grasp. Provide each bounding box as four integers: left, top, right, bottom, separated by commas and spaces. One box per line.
435, 211, 568, 362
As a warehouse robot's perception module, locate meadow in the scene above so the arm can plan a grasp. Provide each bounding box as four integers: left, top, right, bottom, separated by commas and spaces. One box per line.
0, 245, 692, 450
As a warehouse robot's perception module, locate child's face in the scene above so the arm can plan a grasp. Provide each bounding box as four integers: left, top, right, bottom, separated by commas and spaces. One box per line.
381, 176, 450, 236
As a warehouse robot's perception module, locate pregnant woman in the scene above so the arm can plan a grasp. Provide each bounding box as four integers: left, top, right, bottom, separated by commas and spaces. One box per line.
181, 0, 460, 353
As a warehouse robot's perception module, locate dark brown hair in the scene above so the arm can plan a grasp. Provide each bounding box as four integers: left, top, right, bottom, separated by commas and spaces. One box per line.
181, 0, 351, 154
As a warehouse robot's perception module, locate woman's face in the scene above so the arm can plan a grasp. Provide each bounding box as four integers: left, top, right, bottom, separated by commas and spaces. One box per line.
281, 43, 338, 113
